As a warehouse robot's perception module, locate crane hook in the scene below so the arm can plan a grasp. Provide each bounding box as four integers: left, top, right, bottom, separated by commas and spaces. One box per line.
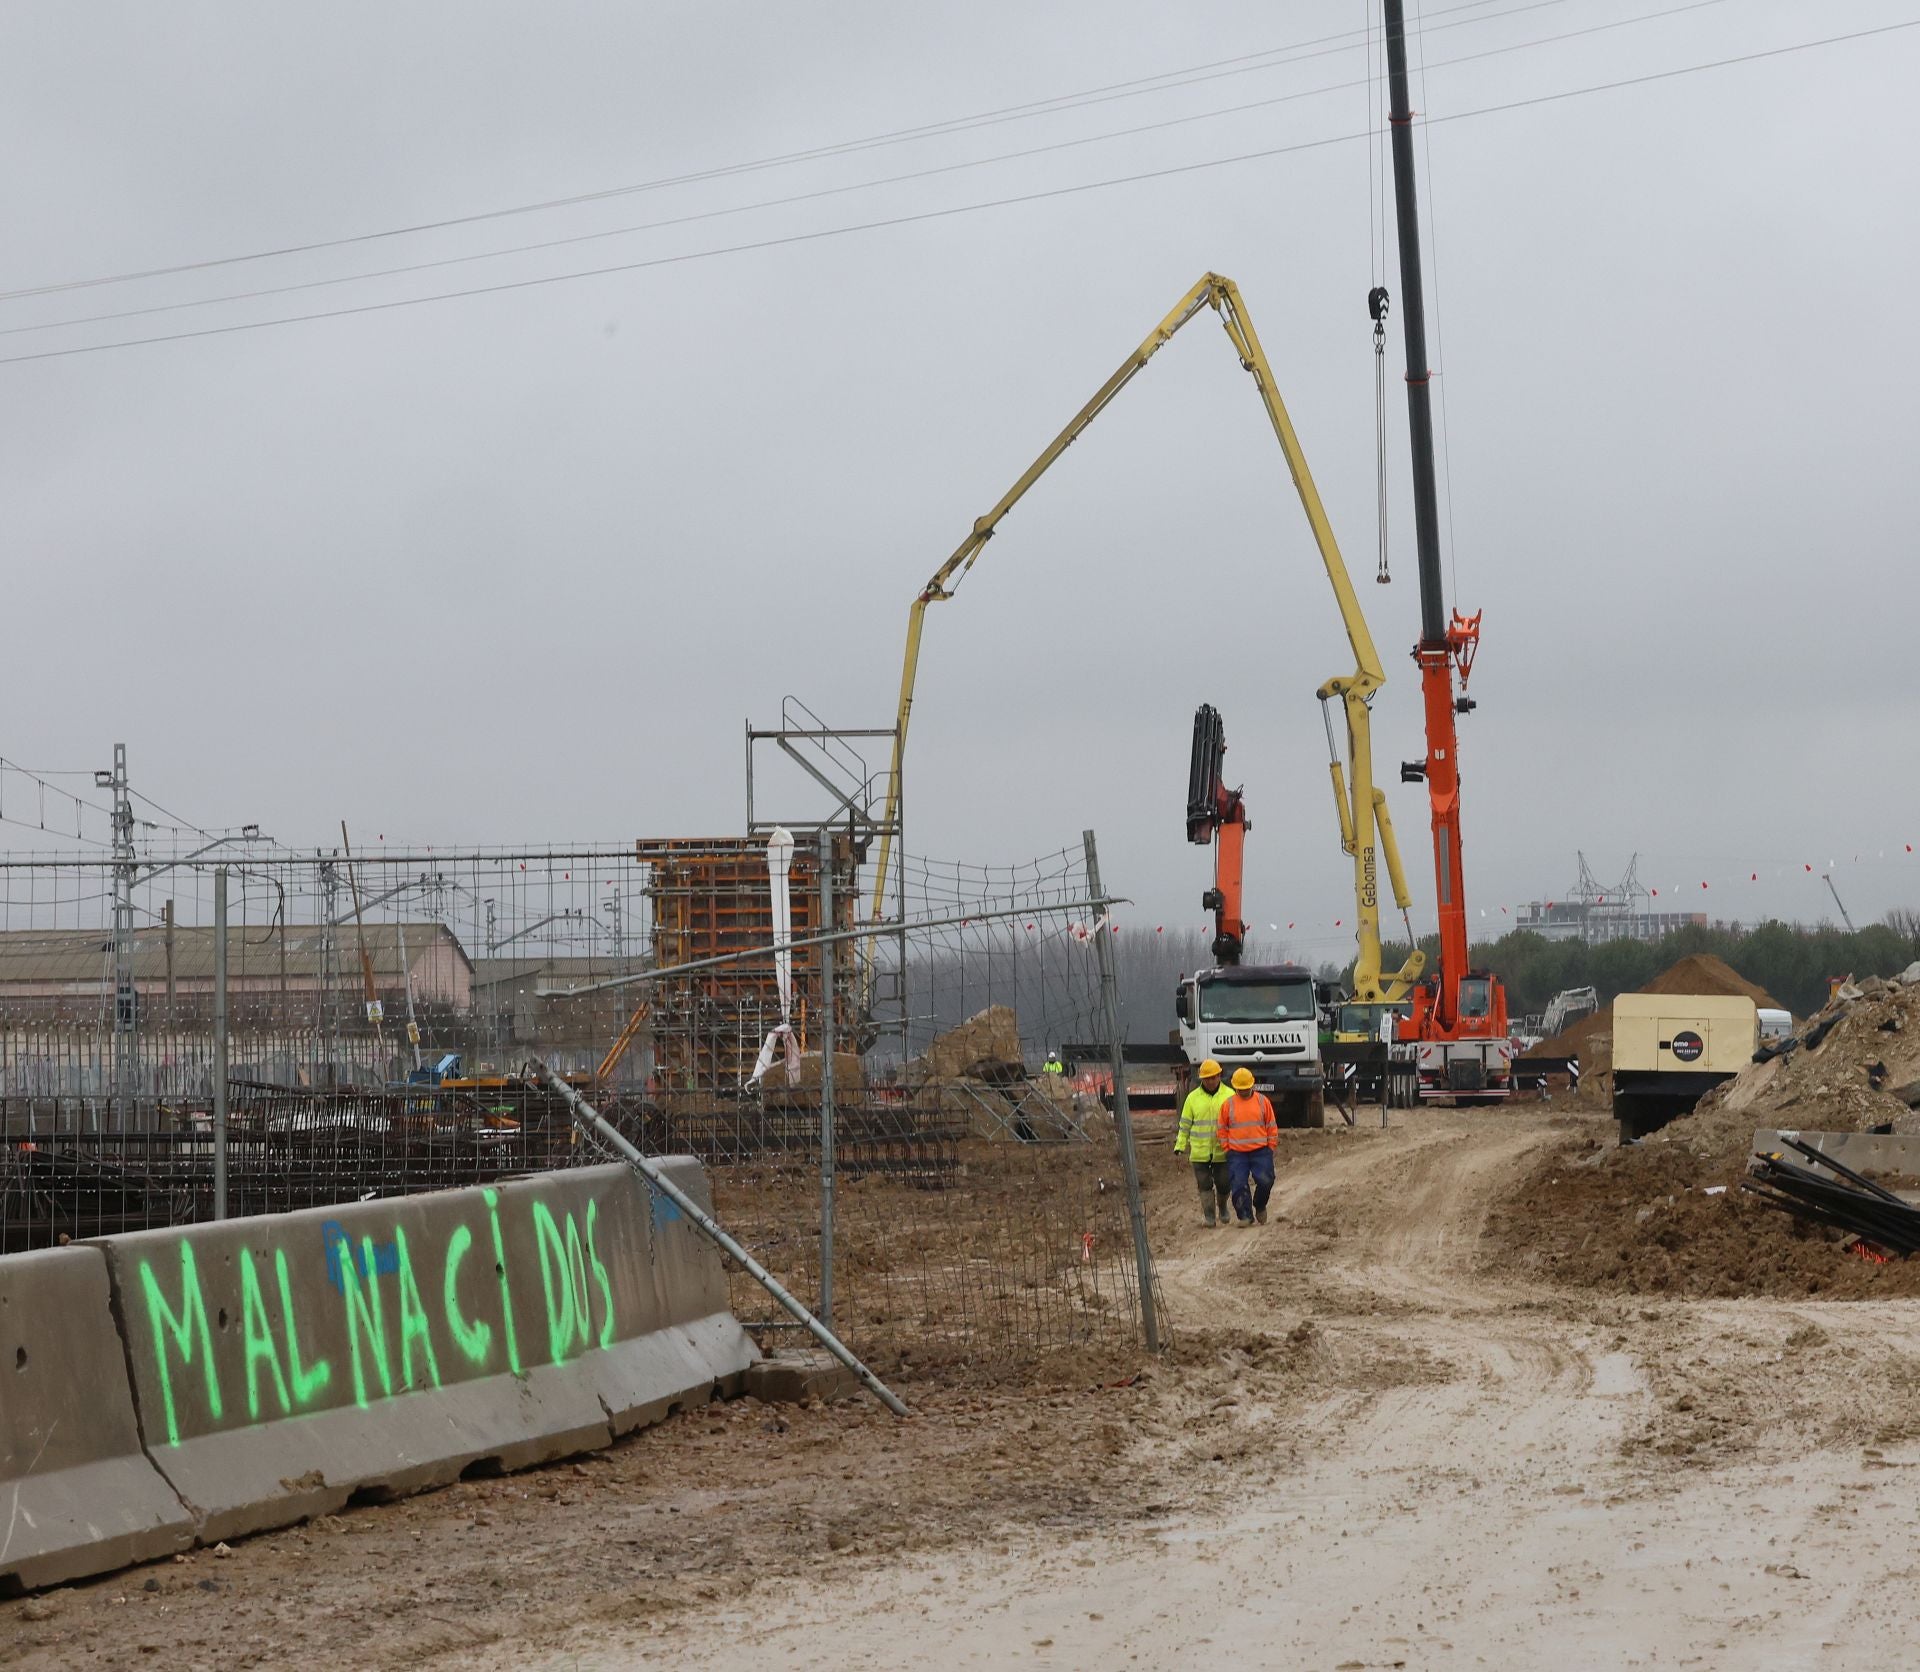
1370, 287, 1391, 585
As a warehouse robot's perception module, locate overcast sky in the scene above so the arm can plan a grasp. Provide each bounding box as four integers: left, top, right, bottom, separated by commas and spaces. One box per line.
1, 0, 1914, 960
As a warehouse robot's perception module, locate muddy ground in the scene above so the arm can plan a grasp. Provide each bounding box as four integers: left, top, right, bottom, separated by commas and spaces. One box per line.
11, 1107, 1920, 1669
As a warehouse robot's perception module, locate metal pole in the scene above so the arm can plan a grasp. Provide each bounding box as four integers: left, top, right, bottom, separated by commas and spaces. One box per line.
109, 742, 137, 1119
1081, 829, 1161, 1353
544, 896, 1114, 999
817, 833, 836, 1327
536, 1065, 910, 1418
396, 920, 423, 1073
213, 866, 229, 1221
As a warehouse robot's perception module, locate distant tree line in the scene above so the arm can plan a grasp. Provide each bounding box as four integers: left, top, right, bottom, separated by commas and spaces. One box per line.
889, 926, 1307, 1057
1342, 913, 1920, 1022
885, 911, 1920, 1056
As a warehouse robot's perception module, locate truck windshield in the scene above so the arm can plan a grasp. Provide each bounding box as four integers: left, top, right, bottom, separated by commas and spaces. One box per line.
1338, 1003, 1404, 1036
1459, 977, 1492, 1019
1200, 980, 1316, 1023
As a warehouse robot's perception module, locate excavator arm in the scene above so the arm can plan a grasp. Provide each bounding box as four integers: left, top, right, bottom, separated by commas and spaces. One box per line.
866, 273, 1421, 1008
1187, 703, 1249, 965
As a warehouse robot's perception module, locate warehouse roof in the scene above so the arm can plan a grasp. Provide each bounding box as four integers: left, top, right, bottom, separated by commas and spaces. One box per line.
0, 921, 470, 984
474, 954, 645, 993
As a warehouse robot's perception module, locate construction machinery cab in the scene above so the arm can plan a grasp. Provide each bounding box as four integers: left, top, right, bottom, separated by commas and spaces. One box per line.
1175, 962, 1325, 1128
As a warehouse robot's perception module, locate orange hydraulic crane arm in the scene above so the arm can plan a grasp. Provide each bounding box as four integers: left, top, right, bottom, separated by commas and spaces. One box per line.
1187, 704, 1249, 965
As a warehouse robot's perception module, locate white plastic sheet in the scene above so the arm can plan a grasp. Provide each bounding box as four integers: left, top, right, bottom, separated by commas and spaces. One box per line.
748, 827, 802, 1088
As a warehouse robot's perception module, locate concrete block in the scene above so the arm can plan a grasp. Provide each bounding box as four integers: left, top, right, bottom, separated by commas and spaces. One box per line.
1753, 1129, 1920, 1197
96, 1161, 755, 1546
565, 1159, 754, 1435
0, 1247, 194, 1592
744, 1349, 860, 1406
772, 1052, 867, 1094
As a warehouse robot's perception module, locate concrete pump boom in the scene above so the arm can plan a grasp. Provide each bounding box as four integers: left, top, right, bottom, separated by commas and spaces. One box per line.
866, 272, 1423, 1008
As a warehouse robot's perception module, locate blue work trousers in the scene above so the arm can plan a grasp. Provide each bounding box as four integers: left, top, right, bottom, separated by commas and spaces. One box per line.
1226, 1147, 1275, 1222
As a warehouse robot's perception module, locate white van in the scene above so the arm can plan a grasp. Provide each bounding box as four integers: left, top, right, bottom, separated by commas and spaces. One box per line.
1756, 1007, 1793, 1044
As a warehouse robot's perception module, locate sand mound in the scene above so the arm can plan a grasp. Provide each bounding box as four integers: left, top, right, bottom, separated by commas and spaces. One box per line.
1531, 1006, 1616, 1077
1641, 953, 1777, 1007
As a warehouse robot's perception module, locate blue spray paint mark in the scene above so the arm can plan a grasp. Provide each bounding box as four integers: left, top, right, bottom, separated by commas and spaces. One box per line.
323, 1220, 401, 1295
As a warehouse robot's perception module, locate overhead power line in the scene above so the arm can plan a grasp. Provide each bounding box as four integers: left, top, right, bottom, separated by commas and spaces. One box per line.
0, 18, 1910, 371
0, 0, 1728, 344
0, 0, 1555, 304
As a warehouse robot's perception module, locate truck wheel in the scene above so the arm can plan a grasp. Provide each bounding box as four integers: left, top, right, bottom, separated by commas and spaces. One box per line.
1274, 1090, 1323, 1129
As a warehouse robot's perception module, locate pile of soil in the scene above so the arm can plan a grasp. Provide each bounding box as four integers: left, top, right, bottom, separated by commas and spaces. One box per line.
1490, 970, 1920, 1298
1642, 953, 1778, 1006
1486, 1132, 1920, 1298
1522, 953, 1781, 1083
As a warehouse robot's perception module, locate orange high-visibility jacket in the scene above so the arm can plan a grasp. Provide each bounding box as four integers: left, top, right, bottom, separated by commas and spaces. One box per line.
1217, 1089, 1278, 1152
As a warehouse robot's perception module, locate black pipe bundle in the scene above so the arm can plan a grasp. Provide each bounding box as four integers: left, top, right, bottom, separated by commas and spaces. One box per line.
1743, 1135, 1920, 1257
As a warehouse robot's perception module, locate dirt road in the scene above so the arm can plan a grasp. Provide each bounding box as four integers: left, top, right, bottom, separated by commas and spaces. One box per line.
13, 1109, 1920, 1669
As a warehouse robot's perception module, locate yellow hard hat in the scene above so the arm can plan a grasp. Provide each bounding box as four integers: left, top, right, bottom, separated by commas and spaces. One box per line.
1199, 1059, 1223, 1080
1230, 1068, 1256, 1091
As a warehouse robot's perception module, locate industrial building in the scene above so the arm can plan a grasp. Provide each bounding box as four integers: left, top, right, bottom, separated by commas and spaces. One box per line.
1515, 854, 1708, 946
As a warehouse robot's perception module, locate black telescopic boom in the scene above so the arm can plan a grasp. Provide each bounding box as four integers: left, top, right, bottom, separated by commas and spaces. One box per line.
1382, 0, 1447, 649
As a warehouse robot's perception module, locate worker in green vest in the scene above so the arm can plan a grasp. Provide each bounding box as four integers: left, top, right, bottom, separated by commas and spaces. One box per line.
1174, 1058, 1232, 1227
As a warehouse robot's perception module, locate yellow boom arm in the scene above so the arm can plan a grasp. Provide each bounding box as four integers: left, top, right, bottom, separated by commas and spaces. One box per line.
866, 272, 1422, 1003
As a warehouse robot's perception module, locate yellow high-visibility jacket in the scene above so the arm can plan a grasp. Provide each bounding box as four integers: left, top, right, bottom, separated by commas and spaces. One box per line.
1174, 1083, 1230, 1163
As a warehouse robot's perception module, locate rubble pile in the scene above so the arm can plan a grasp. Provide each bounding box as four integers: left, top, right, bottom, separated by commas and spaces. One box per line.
919, 1005, 1026, 1083
904, 1005, 1087, 1141
1659, 967, 1920, 1162
1490, 960, 1920, 1298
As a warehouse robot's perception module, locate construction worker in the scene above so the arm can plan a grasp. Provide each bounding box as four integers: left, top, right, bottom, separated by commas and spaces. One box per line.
1173, 1059, 1231, 1226
1217, 1067, 1279, 1227
1042, 1049, 1066, 1078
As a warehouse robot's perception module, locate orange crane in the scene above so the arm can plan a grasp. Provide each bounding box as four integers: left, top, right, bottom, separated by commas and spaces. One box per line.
1379, 0, 1513, 1099
1186, 704, 1249, 965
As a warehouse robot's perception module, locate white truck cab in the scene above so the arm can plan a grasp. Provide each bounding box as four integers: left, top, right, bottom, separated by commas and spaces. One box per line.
1176, 962, 1325, 1127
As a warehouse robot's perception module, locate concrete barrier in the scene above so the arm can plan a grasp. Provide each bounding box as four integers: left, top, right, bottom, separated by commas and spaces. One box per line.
1754, 1130, 1920, 1200
0, 1247, 195, 1592
96, 1160, 755, 1545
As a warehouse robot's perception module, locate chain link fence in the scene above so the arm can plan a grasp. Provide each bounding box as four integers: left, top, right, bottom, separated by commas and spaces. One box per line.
0, 830, 1164, 1379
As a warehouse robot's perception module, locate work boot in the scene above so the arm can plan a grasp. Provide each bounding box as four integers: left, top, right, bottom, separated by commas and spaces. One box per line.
1255, 1206, 1268, 1225
1202, 1204, 1217, 1228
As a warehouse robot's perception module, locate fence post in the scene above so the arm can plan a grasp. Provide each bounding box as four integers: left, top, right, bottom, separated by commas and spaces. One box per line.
213, 866, 229, 1221
1082, 829, 1160, 1353
817, 831, 836, 1328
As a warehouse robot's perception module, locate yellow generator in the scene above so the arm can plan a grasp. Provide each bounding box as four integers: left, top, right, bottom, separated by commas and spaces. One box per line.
1612, 992, 1757, 1142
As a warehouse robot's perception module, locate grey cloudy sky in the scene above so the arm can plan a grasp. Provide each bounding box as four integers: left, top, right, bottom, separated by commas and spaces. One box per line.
1, 0, 1914, 960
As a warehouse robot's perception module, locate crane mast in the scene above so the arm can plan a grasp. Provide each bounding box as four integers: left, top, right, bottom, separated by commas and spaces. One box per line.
1381, 0, 1505, 1050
